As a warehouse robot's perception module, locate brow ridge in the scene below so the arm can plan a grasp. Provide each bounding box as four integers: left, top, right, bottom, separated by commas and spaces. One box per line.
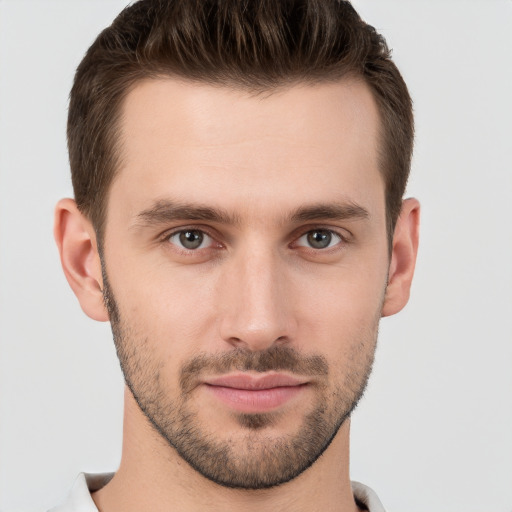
134, 199, 370, 227
135, 200, 240, 226
290, 202, 370, 223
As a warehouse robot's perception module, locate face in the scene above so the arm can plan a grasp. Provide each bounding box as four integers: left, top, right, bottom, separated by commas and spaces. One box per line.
101, 78, 390, 489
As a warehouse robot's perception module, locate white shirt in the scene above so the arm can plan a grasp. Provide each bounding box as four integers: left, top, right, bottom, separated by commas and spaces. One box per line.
49, 473, 386, 512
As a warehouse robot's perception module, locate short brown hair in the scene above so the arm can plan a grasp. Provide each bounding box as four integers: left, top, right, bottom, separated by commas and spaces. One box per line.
68, 0, 413, 242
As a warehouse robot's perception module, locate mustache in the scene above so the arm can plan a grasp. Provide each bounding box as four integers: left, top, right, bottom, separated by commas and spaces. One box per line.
180, 345, 328, 394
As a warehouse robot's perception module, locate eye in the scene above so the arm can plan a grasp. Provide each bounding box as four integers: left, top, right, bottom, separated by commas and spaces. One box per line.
168, 229, 213, 250
296, 229, 342, 249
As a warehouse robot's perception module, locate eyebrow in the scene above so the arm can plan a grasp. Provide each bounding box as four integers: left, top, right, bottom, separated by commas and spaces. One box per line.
289, 202, 370, 223
135, 200, 240, 226
134, 199, 370, 227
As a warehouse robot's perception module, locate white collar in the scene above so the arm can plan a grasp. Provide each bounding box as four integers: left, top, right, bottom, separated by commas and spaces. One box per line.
50, 473, 386, 511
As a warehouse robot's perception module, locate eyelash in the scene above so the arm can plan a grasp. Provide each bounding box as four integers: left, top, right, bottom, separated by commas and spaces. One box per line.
159, 226, 220, 253
294, 229, 344, 250
160, 225, 349, 254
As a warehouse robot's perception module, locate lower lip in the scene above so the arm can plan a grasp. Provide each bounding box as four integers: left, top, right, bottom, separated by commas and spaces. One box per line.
204, 384, 306, 413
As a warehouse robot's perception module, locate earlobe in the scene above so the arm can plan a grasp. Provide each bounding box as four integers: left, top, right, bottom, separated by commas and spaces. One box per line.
54, 198, 109, 322
381, 198, 420, 317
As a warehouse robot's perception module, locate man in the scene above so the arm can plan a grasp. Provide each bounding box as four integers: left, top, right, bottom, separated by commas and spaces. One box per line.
52, 0, 419, 510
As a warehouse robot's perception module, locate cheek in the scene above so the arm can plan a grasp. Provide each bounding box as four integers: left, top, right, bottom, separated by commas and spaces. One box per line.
300, 281, 383, 395
108, 258, 222, 362
293, 262, 387, 354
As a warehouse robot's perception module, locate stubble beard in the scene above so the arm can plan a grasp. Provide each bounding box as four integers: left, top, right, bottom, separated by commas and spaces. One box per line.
102, 270, 380, 490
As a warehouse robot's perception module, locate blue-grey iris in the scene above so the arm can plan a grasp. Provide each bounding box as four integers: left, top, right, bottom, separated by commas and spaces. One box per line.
179, 230, 203, 249
307, 230, 332, 249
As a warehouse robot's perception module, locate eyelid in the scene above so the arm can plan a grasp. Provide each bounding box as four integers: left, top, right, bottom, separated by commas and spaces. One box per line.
295, 230, 343, 249
158, 225, 223, 249
294, 228, 346, 253
290, 225, 351, 245
169, 230, 213, 250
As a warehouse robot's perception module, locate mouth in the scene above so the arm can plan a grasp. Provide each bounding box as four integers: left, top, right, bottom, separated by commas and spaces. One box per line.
202, 373, 309, 413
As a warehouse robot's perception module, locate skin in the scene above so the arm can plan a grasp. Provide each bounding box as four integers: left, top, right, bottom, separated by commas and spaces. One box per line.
55, 78, 420, 512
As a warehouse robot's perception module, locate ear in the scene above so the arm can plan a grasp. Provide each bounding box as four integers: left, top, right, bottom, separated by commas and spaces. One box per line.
54, 198, 109, 322
381, 198, 420, 317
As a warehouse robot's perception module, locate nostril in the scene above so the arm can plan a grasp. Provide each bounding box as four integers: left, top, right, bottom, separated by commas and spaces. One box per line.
223, 333, 290, 352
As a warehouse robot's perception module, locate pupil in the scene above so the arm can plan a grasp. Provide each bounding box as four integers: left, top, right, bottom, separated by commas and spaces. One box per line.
179, 230, 203, 249
307, 230, 331, 249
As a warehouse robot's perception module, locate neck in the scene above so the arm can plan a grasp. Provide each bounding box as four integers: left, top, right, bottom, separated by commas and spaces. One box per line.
93, 388, 361, 512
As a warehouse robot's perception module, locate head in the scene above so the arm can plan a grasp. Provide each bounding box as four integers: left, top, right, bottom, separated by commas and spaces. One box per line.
56, 0, 419, 491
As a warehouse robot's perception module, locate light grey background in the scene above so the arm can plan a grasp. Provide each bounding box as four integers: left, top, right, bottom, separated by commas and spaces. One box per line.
0, 1, 511, 510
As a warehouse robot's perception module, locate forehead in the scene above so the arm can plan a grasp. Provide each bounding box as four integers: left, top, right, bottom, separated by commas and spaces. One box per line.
111, 77, 383, 223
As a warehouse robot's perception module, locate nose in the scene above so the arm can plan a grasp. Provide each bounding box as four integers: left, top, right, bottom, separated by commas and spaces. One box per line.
218, 245, 296, 351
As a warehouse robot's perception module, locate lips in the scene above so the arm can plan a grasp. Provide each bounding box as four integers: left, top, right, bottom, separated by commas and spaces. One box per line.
205, 373, 307, 389
203, 373, 308, 413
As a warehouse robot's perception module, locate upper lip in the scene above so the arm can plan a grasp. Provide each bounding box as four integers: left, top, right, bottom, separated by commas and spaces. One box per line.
204, 373, 307, 390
